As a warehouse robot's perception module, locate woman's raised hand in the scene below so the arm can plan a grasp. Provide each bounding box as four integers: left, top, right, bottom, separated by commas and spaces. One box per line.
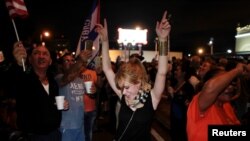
156, 11, 171, 41
95, 19, 108, 42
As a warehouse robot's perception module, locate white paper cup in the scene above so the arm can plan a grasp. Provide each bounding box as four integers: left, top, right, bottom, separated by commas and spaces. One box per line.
84, 81, 93, 94
55, 96, 65, 110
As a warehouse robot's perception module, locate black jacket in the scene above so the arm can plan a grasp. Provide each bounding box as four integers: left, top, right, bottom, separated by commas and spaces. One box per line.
6, 63, 61, 134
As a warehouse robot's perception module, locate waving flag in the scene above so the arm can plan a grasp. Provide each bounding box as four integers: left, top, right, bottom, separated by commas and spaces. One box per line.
76, 0, 100, 70
5, 0, 28, 18
5, 0, 29, 72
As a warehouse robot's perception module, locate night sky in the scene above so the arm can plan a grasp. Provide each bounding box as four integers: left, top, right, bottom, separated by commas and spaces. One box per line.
1, 0, 250, 59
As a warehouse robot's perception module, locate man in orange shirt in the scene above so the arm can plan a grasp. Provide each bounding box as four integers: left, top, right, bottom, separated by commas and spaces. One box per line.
81, 67, 101, 141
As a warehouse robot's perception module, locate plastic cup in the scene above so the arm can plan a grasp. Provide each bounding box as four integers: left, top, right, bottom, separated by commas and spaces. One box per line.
84, 81, 93, 94
55, 96, 65, 110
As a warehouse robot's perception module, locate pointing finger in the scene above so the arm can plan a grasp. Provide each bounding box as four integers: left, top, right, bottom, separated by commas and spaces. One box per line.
161, 10, 167, 22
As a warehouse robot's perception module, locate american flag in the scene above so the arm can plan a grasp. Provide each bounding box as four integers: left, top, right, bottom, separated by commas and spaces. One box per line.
5, 0, 28, 18
76, 0, 100, 70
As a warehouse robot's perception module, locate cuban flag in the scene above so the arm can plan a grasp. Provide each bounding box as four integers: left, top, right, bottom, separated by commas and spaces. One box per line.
76, 0, 100, 70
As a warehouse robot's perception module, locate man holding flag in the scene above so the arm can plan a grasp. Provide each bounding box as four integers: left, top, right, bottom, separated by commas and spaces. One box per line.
76, 1, 102, 141
5, 0, 29, 71
4, 1, 64, 141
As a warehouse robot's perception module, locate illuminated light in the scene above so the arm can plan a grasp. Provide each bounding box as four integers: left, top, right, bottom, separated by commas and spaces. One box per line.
117, 28, 148, 45
42, 42, 46, 46
235, 32, 250, 38
44, 31, 50, 37
72, 52, 75, 55
208, 37, 214, 55
188, 54, 191, 57
236, 24, 250, 34
227, 49, 232, 54
40, 31, 51, 43
197, 48, 204, 55
235, 25, 250, 52
208, 40, 213, 45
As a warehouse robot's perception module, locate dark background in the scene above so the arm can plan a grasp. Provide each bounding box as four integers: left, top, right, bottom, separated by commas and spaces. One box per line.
1, 0, 250, 59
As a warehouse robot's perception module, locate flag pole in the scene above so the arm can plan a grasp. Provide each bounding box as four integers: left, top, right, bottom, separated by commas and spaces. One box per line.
11, 19, 20, 41
11, 19, 26, 72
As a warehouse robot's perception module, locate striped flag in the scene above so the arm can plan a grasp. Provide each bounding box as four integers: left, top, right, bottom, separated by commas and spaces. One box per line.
76, 0, 100, 70
5, 0, 28, 18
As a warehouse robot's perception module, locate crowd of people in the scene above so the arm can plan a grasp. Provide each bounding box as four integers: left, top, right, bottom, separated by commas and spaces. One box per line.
166, 55, 250, 141
0, 9, 250, 141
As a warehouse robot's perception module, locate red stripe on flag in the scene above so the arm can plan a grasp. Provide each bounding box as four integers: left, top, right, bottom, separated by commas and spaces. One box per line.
5, 0, 28, 18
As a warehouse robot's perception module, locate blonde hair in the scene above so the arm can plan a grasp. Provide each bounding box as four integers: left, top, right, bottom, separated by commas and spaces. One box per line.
115, 58, 151, 92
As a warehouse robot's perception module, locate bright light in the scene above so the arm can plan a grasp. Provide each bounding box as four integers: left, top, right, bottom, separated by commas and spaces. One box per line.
42, 42, 46, 46
235, 32, 250, 38
227, 49, 232, 54
135, 26, 141, 30
44, 31, 50, 37
117, 28, 148, 46
40, 31, 51, 43
208, 37, 213, 45
208, 40, 213, 45
235, 24, 250, 52
188, 54, 191, 57
197, 48, 204, 55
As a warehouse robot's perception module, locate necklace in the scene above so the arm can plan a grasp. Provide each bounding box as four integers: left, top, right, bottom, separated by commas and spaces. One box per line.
125, 90, 147, 109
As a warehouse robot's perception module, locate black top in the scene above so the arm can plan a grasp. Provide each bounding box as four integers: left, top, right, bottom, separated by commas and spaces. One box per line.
114, 92, 154, 141
7, 64, 61, 134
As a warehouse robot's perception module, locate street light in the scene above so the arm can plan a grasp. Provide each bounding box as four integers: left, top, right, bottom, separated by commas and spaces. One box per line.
40, 31, 50, 45
227, 49, 232, 54
208, 37, 214, 55
197, 48, 204, 55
